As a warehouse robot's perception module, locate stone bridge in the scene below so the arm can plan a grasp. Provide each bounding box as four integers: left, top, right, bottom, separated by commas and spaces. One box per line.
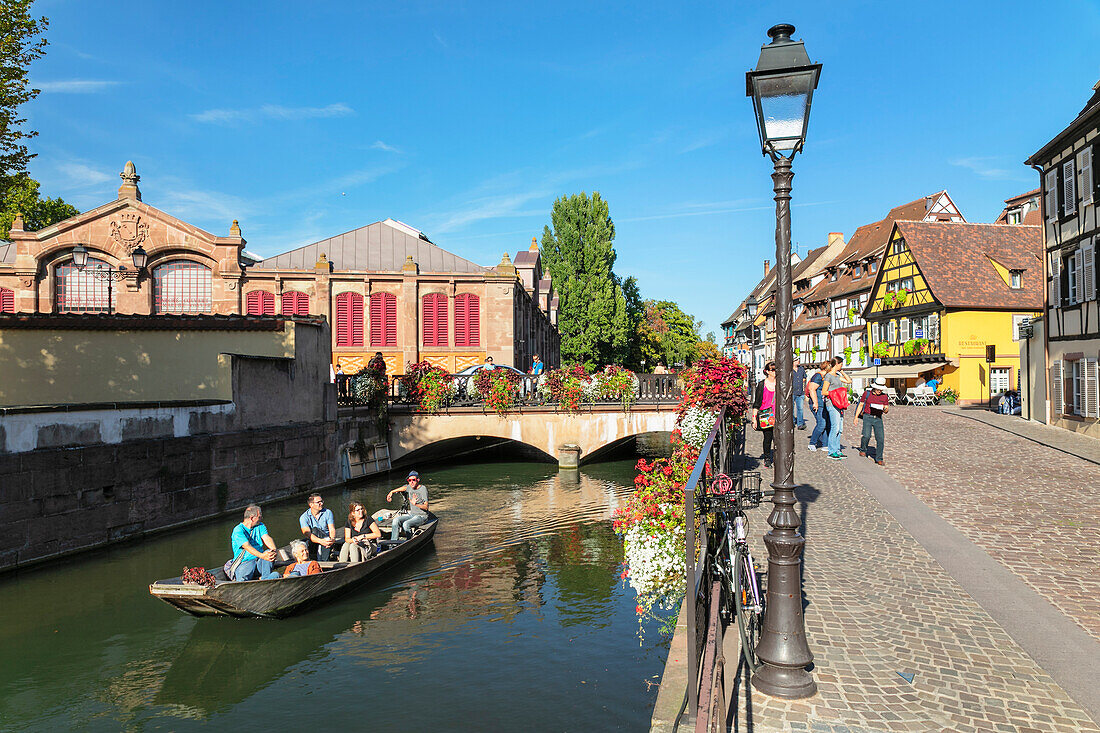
385, 404, 678, 467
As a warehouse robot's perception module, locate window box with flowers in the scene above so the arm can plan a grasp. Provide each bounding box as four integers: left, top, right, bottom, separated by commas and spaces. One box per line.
872, 341, 890, 358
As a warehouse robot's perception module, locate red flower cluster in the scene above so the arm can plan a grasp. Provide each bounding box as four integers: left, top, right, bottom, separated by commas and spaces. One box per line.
474, 368, 522, 416
543, 363, 591, 413
401, 360, 453, 411
677, 356, 749, 421
182, 566, 217, 587
612, 434, 700, 535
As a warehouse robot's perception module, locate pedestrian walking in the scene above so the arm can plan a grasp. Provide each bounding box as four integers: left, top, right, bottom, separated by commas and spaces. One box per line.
792, 356, 807, 429
822, 359, 850, 460
857, 377, 890, 465
752, 360, 778, 468
806, 359, 830, 451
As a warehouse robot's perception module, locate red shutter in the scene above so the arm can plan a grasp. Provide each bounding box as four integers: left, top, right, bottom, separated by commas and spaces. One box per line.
423, 294, 436, 347
454, 295, 467, 347
350, 293, 363, 346
467, 294, 480, 347
246, 290, 262, 315
0, 288, 13, 313
262, 291, 275, 315
385, 293, 397, 347
336, 292, 350, 347
435, 294, 448, 347
297, 292, 310, 315
281, 291, 310, 316
370, 293, 383, 347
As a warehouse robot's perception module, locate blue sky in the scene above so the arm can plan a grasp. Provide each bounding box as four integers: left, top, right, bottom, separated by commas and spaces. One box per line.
22, 0, 1100, 334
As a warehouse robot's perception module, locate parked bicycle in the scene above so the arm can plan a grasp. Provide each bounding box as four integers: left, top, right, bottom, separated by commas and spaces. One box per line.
697, 471, 771, 673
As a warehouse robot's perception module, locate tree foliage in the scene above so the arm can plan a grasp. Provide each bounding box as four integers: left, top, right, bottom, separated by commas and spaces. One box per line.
636, 299, 703, 369
0, 1, 78, 239
541, 192, 635, 370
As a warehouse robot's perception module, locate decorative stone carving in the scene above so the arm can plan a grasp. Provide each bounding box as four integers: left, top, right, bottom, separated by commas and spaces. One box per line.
109, 212, 149, 254
228, 281, 238, 291
19, 275, 35, 288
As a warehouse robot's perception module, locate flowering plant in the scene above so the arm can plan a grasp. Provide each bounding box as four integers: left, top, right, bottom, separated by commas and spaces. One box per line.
676, 356, 749, 423
872, 341, 890, 358
400, 361, 453, 412
473, 367, 522, 416
896, 288, 909, 305
937, 386, 959, 404
540, 364, 592, 413
594, 365, 640, 411
678, 405, 718, 449
614, 435, 701, 623
354, 358, 390, 434
883, 292, 896, 308
843, 346, 853, 365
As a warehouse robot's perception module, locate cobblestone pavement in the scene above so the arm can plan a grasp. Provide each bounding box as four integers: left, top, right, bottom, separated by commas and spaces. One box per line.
858, 406, 1100, 644
726, 424, 1099, 733
944, 408, 1100, 465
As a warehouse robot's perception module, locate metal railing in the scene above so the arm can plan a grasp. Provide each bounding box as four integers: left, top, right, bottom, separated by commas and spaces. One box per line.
336, 372, 682, 409
681, 407, 745, 731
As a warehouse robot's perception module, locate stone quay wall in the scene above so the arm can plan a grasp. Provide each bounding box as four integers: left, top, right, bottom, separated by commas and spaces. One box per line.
0, 420, 342, 572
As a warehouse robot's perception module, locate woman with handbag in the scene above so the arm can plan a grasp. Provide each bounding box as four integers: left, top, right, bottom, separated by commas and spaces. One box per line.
822, 359, 850, 460
752, 361, 778, 468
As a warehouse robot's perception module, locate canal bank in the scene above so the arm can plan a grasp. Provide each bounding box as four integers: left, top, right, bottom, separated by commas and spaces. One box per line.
0, 459, 674, 731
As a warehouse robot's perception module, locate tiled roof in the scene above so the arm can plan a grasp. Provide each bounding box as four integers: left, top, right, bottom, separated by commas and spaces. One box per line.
792, 310, 829, 334
894, 221, 1043, 309
256, 219, 489, 273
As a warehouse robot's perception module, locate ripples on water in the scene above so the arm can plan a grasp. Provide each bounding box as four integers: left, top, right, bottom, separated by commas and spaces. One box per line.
0, 458, 674, 731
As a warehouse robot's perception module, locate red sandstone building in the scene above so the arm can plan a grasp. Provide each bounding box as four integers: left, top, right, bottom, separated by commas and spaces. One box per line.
0, 162, 560, 374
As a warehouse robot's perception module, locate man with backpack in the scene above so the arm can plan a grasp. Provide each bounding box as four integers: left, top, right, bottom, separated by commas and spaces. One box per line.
856, 377, 890, 465
792, 356, 806, 430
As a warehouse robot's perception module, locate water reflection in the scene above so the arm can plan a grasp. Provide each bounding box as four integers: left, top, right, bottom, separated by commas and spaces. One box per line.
0, 460, 669, 732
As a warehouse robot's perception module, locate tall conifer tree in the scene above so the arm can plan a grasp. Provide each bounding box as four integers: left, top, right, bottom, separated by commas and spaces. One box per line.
541, 192, 633, 370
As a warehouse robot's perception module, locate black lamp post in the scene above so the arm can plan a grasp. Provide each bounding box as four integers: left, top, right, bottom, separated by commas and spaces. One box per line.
746, 23, 820, 699
71, 244, 148, 315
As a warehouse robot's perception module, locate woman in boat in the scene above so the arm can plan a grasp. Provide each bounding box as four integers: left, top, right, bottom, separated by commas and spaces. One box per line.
283, 540, 323, 577
339, 502, 381, 563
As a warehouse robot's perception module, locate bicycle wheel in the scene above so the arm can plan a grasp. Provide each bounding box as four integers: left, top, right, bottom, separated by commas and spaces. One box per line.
733, 545, 764, 673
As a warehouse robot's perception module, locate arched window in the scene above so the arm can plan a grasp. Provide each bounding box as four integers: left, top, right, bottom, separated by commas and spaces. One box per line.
454, 293, 480, 347
245, 290, 276, 315
370, 292, 397, 347
335, 292, 364, 347
0, 287, 14, 313
56, 257, 114, 313
422, 293, 448, 347
281, 291, 309, 316
154, 261, 212, 313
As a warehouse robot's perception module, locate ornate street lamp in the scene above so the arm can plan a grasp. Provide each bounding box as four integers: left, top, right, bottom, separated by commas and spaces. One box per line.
746, 23, 819, 699
70, 244, 149, 315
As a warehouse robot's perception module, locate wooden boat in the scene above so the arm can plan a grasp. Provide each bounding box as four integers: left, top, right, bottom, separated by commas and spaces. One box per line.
149, 516, 438, 618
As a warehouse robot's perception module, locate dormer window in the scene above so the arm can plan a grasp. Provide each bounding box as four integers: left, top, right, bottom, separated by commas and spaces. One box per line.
852, 265, 862, 278
830, 271, 838, 282
870, 262, 878, 273
1006, 211, 1022, 225
1010, 270, 1022, 289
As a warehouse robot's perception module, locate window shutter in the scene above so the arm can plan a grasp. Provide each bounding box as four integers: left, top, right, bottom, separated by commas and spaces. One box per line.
246, 290, 261, 315
1050, 360, 1063, 417
1084, 243, 1097, 302
369, 293, 382, 347
1063, 159, 1077, 217
1052, 253, 1061, 306
0, 287, 13, 313
1045, 168, 1058, 223
1080, 149, 1094, 206
435, 294, 448, 346
929, 312, 939, 342
467, 295, 480, 347
900, 319, 910, 342
385, 293, 397, 346
282, 291, 294, 315
262, 291, 275, 315
422, 295, 436, 347
351, 294, 364, 346
454, 294, 467, 347
281, 291, 308, 315
1075, 247, 1086, 305
336, 293, 350, 347
1085, 358, 1100, 419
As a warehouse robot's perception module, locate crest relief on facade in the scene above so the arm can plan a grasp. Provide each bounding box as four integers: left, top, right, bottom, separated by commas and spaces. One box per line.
109, 212, 150, 254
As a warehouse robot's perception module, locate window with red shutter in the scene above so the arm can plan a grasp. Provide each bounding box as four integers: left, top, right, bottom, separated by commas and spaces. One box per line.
370, 292, 397, 347
335, 292, 363, 347
423, 293, 448, 347
246, 291, 275, 315
0, 287, 14, 313
454, 293, 479, 347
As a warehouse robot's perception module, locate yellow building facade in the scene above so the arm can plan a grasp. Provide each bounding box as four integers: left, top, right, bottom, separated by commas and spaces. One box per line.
861, 222, 1042, 404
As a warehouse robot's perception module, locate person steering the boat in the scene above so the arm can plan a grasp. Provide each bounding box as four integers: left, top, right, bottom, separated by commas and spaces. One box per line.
386, 470, 429, 540
229, 505, 281, 581
283, 540, 323, 577
299, 494, 337, 561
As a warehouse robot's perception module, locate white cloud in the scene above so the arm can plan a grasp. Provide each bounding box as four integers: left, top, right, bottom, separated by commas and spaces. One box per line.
950, 156, 1028, 181
57, 162, 112, 187
34, 80, 119, 93
371, 140, 401, 153
156, 187, 251, 223
191, 103, 354, 124
434, 191, 547, 233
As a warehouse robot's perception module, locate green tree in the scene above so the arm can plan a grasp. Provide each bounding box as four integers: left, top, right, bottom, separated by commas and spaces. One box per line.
637, 300, 705, 369
541, 192, 631, 370
0, 1, 78, 238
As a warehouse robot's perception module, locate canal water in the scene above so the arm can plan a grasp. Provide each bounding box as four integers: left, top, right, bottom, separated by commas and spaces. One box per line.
0, 458, 673, 731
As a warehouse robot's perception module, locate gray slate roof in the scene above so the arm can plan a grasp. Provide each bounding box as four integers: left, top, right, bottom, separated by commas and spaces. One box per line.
255, 219, 489, 274
0, 241, 13, 264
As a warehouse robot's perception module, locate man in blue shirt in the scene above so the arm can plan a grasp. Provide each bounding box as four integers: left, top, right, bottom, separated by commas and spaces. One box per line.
300, 494, 337, 561
926, 372, 940, 392
229, 505, 281, 581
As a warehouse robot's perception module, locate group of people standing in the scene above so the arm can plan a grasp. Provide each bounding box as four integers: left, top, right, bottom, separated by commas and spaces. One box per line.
224, 471, 430, 582
751, 356, 888, 466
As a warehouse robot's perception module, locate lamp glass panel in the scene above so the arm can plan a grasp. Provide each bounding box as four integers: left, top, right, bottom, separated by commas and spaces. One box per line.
753, 71, 814, 150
